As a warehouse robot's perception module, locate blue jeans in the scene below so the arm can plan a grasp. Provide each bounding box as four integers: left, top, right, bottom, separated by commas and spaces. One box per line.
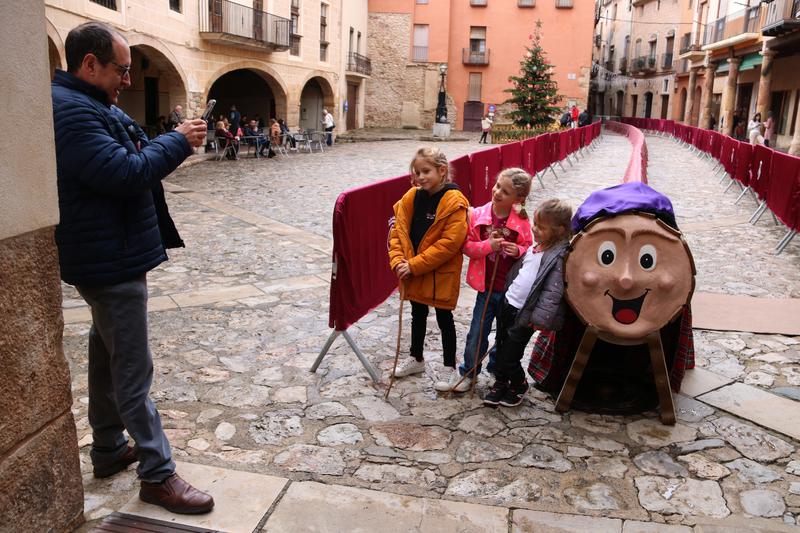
459, 290, 504, 378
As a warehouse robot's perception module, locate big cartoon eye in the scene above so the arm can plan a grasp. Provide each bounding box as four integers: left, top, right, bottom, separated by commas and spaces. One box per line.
639, 244, 657, 271
597, 241, 616, 267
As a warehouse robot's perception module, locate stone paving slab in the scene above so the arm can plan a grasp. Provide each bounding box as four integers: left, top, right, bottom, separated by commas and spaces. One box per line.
512, 509, 622, 532
119, 462, 287, 533
679, 368, 735, 398
692, 292, 800, 336
699, 382, 800, 441
262, 481, 508, 532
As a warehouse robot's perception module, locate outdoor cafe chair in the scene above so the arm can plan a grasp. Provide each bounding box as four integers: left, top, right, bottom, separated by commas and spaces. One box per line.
214, 136, 237, 161
292, 132, 312, 154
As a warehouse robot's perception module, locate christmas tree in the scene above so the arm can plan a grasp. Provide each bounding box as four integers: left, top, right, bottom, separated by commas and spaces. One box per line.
504, 21, 562, 129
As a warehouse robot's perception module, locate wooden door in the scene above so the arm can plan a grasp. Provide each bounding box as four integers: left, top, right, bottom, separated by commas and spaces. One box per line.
210, 0, 223, 33
463, 101, 483, 132
347, 83, 358, 130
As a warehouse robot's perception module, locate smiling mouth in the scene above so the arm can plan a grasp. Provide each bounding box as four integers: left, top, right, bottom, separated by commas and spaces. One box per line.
605, 289, 650, 325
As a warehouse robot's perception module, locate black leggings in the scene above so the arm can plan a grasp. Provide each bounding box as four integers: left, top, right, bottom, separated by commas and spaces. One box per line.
410, 301, 456, 367
494, 300, 535, 385
479, 131, 489, 143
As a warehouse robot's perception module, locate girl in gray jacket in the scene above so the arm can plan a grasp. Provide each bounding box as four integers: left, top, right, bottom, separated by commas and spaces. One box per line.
483, 199, 573, 407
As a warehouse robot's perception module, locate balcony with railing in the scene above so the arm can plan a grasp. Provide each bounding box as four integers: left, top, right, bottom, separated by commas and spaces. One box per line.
702, 6, 764, 48
604, 60, 615, 72
619, 57, 628, 74
463, 48, 490, 65
678, 31, 704, 61
412, 46, 428, 62
199, 0, 290, 51
661, 53, 674, 71
762, 0, 800, 37
347, 52, 372, 76
632, 55, 656, 73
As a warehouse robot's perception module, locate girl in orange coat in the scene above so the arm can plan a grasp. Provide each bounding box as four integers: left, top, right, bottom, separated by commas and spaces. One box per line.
388, 147, 469, 381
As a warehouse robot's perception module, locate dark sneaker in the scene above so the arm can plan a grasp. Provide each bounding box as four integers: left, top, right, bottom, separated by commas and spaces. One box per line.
499, 381, 529, 407
483, 381, 509, 406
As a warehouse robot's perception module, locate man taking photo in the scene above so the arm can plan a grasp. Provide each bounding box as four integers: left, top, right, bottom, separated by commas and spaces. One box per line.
51, 21, 213, 515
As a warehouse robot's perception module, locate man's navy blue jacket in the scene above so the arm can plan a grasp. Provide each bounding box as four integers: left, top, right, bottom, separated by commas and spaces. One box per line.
51, 70, 192, 286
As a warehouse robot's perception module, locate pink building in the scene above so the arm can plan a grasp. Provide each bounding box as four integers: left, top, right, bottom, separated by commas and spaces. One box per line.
367, 0, 594, 130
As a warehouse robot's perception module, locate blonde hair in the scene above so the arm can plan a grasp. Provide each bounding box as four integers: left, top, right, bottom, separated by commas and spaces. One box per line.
409, 147, 451, 184
535, 198, 573, 245
215, 120, 225, 130
496, 167, 533, 219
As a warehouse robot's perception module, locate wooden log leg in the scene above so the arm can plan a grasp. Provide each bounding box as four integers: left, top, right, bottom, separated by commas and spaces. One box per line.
555, 328, 598, 413
646, 332, 676, 425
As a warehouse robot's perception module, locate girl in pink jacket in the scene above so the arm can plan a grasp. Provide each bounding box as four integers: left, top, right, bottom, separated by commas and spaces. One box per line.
434, 168, 534, 392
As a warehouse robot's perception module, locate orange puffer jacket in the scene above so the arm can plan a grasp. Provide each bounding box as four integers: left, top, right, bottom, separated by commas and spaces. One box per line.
388, 186, 469, 310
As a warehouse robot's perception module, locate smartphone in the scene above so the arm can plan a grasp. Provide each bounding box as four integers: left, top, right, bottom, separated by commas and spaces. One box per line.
201, 99, 217, 122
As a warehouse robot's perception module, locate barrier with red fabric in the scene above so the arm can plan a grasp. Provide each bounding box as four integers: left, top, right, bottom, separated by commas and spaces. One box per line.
328, 174, 414, 332
534, 133, 552, 173
469, 146, 502, 206
766, 152, 800, 230
522, 137, 537, 175
733, 142, 753, 186
605, 120, 648, 183
750, 144, 774, 201
720, 137, 737, 176
500, 140, 522, 170
558, 130, 570, 162
710, 131, 723, 161
450, 154, 472, 199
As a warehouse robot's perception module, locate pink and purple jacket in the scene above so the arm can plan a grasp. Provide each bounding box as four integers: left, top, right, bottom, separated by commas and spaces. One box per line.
463, 202, 534, 292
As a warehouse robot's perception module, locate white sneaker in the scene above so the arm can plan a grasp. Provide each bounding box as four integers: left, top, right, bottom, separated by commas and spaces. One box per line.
434, 368, 473, 392
392, 358, 426, 378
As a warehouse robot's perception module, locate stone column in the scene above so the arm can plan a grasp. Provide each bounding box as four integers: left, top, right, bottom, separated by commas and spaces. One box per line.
0, 2, 83, 530
699, 62, 717, 129
756, 49, 776, 119
720, 56, 741, 136
684, 67, 698, 123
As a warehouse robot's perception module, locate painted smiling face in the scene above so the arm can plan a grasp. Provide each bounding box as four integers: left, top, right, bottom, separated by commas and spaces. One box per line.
564, 213, 695, 340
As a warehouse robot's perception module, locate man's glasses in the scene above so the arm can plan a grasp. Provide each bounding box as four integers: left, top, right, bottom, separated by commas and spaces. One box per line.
109, 61, 132, 78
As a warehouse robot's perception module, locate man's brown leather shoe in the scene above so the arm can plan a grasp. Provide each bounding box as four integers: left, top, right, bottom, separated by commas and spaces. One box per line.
140, 473, 214, 514
93, 445, 138, 478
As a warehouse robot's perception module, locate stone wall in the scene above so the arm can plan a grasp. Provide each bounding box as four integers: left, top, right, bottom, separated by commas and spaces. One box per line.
366, 13, 458, 130
0, 2, 84, 530
0, 229, 83, 530
365, 13, 410, 128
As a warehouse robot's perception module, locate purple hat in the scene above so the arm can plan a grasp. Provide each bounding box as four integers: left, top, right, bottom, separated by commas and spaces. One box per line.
572, 182, 677, 233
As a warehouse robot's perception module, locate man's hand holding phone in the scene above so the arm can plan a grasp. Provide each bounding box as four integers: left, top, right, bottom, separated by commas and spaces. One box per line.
176, 119, 207, 148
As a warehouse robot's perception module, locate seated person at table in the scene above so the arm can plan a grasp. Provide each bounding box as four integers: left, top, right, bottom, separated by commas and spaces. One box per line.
278, 118, 295, 148
243, 119, 270, 157
269, 119, 282, 147
215, 120, 238, 159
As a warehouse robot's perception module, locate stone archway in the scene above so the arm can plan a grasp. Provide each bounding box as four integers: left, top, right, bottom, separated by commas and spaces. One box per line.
115, 42, 189, 137
45, 17, 65, 79
206, 61, 289, 127
679, 87, 688, 122
298, 74, 335, 131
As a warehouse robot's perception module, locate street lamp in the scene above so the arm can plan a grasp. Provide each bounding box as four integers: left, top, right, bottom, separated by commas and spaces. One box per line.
436, 63, 448, 124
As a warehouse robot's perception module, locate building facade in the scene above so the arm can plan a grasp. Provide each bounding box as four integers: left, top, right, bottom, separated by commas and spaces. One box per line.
592, 0, 800, 154
44, 0, 372, 135
367, 0, 595, 131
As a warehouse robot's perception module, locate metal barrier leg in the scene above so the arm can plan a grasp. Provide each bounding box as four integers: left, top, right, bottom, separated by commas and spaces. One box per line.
734, 186, 751, 204
535, 170, 546, 189
311, 328, 380, 383
549, 164, 560, 180
776, 229, 797, 255
749, 201, 768, 224
723, 179, 737, 193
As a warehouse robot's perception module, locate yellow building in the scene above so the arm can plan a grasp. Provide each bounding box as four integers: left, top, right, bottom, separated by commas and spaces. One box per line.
44, 0, 372, 134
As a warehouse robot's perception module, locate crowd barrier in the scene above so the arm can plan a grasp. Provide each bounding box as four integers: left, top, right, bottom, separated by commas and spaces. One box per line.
604, 121, 648, 183
313, 121, 603, 380
620, 117, 800, 255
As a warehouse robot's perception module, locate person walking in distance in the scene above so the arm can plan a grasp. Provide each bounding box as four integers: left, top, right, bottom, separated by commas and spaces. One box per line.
479, 114, 493, 144
322, 108, 335, 146
51, 21, 214, 514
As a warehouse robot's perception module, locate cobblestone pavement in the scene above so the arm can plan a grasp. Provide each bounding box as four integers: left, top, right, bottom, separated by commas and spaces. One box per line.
64, 134, 800, 529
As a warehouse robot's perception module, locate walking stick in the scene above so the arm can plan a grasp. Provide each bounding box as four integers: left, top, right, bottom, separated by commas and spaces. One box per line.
447, 250, 501, 398
384, 289, 405, 400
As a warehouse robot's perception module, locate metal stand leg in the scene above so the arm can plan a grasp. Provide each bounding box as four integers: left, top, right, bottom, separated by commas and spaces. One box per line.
734, 186, 751, 204
535, 170, 546, 189
750, 201, 768, 224
550, 164, 560, 180
311, 328, 380, 383
776, 229, 797, 255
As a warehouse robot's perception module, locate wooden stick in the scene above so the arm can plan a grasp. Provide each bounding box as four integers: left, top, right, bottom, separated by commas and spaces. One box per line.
447, 253, 501, 397
384, 297, 404, 400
